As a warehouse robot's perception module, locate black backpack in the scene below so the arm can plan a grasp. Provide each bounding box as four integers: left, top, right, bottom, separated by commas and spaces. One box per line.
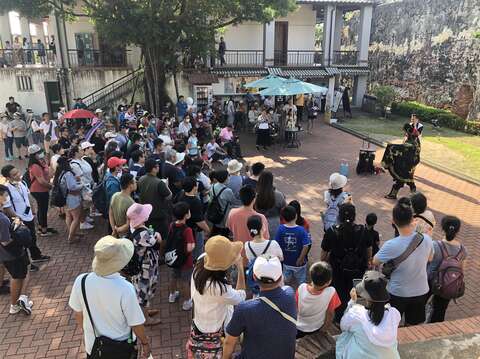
164, 223, 189, 268
92, 177, 110, 219
337, 226, 366, 276
206, 187, 227, 225
50, 171, 69, 208
22, 169, 32, 189
122, 228, 145, 277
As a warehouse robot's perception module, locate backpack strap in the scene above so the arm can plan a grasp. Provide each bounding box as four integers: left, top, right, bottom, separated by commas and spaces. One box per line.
391, 233, 424, 268
414, 214, 434, 228
81, 273, 98, 338
258, 297, 297, 325
439, 241, 466, 262
247, 241, 258, 258
261, 240, 272, 255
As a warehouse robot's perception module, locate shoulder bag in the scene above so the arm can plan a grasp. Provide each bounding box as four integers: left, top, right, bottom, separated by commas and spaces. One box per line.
382, 233, 424, 279
258, 296, 297, 325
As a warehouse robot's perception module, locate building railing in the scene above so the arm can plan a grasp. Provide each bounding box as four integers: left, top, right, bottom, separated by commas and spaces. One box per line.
68, 49, 130, 68
0, 48, 57, 68
213, 50, 264, 67
274, 50, 324, 66
332, 50, 359, 66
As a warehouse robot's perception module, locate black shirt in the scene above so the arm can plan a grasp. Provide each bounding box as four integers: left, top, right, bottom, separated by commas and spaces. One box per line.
242, 177, 257, 190
58, 137, 71, 150
163, 162, 181, 195
177, 193, 204, 232
364, 226, 380, 256
83, 156, 99, 184
6, 102, 20, 114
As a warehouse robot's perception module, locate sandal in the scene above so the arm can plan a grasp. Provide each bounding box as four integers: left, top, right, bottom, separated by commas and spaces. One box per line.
147, 309, 160, 317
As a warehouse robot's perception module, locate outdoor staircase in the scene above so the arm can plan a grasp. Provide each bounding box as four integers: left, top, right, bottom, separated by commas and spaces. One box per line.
82, 67, 144, 112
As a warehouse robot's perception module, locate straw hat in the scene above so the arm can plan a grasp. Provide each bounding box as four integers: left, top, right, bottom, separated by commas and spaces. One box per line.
204, 236, 243, 271
329, 172, 348, 190
227, 159, 243, 174
92, 236, 134, 276
126, 203, 152, 228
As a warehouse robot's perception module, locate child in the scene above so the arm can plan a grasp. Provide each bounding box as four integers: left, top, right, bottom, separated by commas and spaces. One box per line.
187, 129, 199, 157
323, 173, 352, 231
296, 261, 341, 338
411, 192, 436, 237
365, 213, 380, 256
167, 202, 196, 311
275, 206, 311, 286
245, 215, 284, 295
282, 200, 310, 233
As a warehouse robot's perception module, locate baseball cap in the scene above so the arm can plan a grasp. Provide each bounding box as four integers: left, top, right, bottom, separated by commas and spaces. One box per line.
95, 108, 103, 114
253, 256, 282, 283
107, 156, 127, 169
80, 141, 94, 150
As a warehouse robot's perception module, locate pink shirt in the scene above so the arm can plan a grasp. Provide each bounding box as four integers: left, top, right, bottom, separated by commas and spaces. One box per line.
220, 127, 233, 141
226, 207, 270, 244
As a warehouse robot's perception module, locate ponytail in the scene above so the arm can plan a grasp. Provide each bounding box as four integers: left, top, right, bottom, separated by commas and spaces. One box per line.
367, 301, 387, 326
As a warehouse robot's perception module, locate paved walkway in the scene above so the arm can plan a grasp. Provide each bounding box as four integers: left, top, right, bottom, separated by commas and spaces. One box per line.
0, 121, 479, 358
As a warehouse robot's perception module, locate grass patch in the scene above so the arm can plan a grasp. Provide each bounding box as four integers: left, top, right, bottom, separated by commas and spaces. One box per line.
339, 113, 480, 182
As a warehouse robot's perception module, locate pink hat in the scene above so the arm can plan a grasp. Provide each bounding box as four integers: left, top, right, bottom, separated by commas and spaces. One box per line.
126, 203, 152, 228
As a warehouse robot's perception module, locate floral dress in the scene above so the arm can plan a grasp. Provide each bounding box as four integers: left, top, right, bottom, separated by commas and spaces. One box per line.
131, 227, 159, 307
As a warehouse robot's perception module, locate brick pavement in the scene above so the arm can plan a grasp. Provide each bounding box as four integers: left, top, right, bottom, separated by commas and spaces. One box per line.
0, 120, 479, 358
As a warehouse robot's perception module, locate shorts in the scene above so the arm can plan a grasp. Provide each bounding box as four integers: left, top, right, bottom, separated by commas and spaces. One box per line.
172, 267, 193, 281
14, 137, 28, 148
283, 264, 307, 285
3, 253, 29, 279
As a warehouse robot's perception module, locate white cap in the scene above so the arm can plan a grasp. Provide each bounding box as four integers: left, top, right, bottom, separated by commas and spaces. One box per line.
80, 141, 94, 150
105, 131, 116, 139
253, 256, 282, 283
95, 108, 103, 114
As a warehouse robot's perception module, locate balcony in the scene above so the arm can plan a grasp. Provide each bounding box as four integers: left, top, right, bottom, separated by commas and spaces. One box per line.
332, 50, 359, 66
0, 48, 57, 68
68, 49, 130, 68
213, 50, 264, 67
274, 50, 324, 67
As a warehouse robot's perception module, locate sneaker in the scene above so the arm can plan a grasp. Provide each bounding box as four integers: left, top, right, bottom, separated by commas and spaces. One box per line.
31, 255, 51, 263
29, 264, 39, 272
17, 298, 32, 315
9, 304, 22, 314
85, 216, 94, 224
168, 291, 180, 303
19, 295, 33, 308
80, 222, 94, 230
182, 299, 193, 311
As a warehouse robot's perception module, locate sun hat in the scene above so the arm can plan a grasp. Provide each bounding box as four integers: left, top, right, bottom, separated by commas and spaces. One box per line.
104, 131, 117, 139
126, 203, 152, 228
95, 108, 103, 114
27, 144, 42, 155
355, 271, 390, 302
174, 152, 186, 165
253, 256, 283, 283
329, 172, 348, 190
227, 159, 243, 174
80, 141, 94, 150
92, 236, 134, 276
107, 156, 127, 169
204, 236, 243, 271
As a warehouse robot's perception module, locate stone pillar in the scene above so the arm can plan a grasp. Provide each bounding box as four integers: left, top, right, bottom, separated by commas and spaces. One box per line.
264, 21, 275, 66
322, 5, 336, 66
327, 75, 336, 109
357, 5, 373, 66
332, 8, 343, 61
353, 75, 367, 107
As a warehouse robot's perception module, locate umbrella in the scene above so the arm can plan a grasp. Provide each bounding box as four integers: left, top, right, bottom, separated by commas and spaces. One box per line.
63, 109, 95, 119
244, 74, 288, 89
259, 79, 328, 96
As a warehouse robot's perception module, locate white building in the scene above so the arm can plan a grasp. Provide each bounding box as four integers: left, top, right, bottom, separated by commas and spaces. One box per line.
0, 0, 374, 115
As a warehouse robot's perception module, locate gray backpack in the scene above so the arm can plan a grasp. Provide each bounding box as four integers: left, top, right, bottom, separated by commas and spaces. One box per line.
323, 194, 346, 231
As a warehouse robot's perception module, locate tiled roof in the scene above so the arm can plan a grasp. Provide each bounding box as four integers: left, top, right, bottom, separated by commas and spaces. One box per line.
211, 68, 268, 77
338, 67, 370, 75
298, 0, 376, 4
267, 67, 329, 78
325, 67, 341, 75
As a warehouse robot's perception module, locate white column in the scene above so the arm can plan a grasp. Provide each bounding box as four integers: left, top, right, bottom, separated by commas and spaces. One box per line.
357, 5, 373, 67
332, 8, 343, 53
20, 18, 31, 43
322, 5, 336, 66
264, 21, 275, 66
353, 75, 367, 107
0, 14, 12, 42
327, 75, 336, 109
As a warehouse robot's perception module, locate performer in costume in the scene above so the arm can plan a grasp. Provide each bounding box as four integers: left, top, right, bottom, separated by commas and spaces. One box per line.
382, 123, 421, 199
408, 113, 423, 144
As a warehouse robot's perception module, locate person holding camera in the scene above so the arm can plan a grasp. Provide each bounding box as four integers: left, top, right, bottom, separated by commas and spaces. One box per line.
0, 184, 34, 315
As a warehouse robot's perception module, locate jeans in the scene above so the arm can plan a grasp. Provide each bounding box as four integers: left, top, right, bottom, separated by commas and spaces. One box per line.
4, 136, 13, 158
283, 264, 307, 285
192, 231, 205, 261
31, 192, 50, 228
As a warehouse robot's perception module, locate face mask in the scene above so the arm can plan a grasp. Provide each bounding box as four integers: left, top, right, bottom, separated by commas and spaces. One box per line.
37, 153, 45, 159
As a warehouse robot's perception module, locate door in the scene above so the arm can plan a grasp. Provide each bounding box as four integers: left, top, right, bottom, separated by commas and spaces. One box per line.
75, 33, 94, 65
274, 22, 288, 66
44, 81, 64, 117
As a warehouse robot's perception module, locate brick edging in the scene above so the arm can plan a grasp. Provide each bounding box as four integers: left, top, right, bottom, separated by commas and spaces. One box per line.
398, 316, 480, 344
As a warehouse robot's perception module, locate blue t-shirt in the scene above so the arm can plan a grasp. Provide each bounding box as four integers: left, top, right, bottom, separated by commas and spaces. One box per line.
226, 286, 297, 359
176, 101, 188, 119
375, 232, 433, 297
275, 224, 311, 267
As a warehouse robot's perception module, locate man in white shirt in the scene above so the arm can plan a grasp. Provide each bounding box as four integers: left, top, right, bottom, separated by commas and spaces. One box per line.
69, 236, 151, 358
1, 165, 50, 270
39, 112, 58, 154
178, 116, 192, 138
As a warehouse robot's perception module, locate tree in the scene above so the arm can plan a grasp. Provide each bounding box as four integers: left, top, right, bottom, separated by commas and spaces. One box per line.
373, 85, 396, 118
1, 0, 296, 113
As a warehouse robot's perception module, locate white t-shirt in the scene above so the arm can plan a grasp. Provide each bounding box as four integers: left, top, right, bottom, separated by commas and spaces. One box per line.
296, 284, 340, 332
257, 115, 269, 130
0, 121, 13, 138
71, 158, 94, 187
39, 120, 58, 141
3, 182, 34, 222
191, 278, 246, 333
68, 272, 145, 355
244, 240, 284, 262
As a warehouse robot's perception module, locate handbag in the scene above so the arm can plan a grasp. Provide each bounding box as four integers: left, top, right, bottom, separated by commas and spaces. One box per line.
81, 274, 138, 359
382, 233, 424, 278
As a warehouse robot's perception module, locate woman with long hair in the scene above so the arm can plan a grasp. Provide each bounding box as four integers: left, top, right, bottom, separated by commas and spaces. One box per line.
54, 155, 83, 242
254, 171, 286, 239
255, 108, 271, 150
320, 203, 372, 322
336, 271, 401, 359
186, 236, 245, 359
27, 144, 56, 237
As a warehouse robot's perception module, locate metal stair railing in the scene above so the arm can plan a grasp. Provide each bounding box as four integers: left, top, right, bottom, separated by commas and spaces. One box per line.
82, 67, 144, 110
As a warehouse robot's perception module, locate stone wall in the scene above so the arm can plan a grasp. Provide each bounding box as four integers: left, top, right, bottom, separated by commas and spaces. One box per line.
367, 0, 480, 120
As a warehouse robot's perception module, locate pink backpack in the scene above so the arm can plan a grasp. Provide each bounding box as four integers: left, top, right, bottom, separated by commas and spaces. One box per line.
431, 242, 466, 300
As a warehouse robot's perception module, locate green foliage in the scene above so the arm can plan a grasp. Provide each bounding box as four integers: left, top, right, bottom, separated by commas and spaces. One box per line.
474, 30, 480, 39
391, 101, 480, 135
373, 85, 396, 109
0, 0, 78, 19
315, 24, 323, 48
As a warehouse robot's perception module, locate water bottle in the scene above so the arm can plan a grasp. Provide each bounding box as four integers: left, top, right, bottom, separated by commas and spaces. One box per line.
340, 162, 349, 177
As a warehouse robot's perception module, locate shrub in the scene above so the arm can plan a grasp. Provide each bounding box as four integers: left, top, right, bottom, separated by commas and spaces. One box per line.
391, 101, 480, 135
373, 85, 396, 115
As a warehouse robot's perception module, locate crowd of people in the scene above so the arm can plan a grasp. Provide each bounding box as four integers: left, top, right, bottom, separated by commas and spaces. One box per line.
0, 94, 468, 359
